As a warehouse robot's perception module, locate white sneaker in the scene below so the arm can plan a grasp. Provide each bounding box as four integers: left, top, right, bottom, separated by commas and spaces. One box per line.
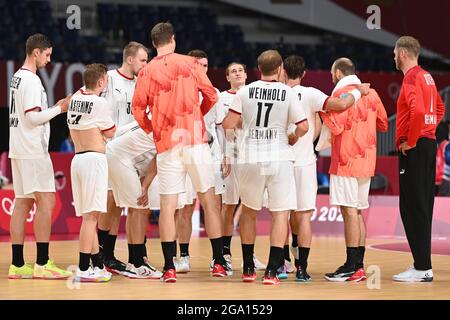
284, 259, 295, 273
130, 264, 163, 279
75, 266, 112, 282
290, 245, 299, 260
253, 255, 266, 271
175, 256, 191, 273
123, 263, 137, 278
224, 254, 233, 271
392, 266, 433, 282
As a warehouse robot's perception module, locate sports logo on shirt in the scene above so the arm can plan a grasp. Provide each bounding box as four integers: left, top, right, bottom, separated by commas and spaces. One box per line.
424, 74, 435, 86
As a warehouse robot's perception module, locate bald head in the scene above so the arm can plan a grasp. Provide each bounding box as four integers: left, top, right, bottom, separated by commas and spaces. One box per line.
331, 57, 355, 85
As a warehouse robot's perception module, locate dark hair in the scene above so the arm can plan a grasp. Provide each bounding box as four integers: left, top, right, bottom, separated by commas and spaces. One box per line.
225, 62, 246, 76
26, 33, 52, 56
436, 120, 450, 143
151, 22, 175, 47
257, 50, 282, 76
333, 57, 356, 76
83, 63, 108, 89
187, 49, 208, 59
283, 55, 306, 80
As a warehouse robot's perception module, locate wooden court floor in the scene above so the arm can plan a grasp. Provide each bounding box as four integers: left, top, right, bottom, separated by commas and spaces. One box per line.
1, 236, 450, 300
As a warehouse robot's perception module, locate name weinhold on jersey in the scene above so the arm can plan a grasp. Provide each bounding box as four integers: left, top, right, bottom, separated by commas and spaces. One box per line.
249, 87, 286, 101
69, 99, 93, 114
249, 128, 278, 140
10, 76, 21, 89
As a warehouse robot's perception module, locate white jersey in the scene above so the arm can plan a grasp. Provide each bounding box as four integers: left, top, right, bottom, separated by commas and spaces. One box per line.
102, 69, 137, 130
202, 88, 222, 162
9, 68, 50, 159
231, 80, 306, 163
67, 89, 115, 132
106, 121, 157, 177
289, 85, 328, 167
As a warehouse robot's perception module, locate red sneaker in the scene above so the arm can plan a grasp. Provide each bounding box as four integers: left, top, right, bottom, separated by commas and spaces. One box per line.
242, 267, 257, 282
263, 270, 280, 285
347, 268, 367, 282
161, 268, 177, 283
211, 264, 227, 277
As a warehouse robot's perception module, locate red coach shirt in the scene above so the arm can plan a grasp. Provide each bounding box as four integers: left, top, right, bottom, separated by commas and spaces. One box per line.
396, 65, 445, 148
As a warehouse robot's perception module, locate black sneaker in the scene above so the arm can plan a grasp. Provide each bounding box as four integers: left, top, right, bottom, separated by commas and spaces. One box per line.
104, 257, 127, 275
324, 264, 356, 282
295, 267, 311, 282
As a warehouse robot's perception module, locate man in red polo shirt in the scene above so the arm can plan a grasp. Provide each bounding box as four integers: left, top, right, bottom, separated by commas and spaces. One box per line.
393, 36, 445, 282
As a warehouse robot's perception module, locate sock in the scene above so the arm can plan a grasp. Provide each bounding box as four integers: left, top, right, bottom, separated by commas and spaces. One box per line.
79, 252, 90, 271
210, 237, 225, 265
128, 243, 134, 264
267, 246, 284, 272
91, 253, 103, 269
241, 244, 255, 269
357, 246, 366, 269
298, 247, 310, 271
36, 242, 49, 265
179, 243, 190, 257
12, 244, 24, 267
143, 236, 148, 258
106, 234, 117, 260
161, 241, 176, 271
346, 247, 359, 269
97, 229, 109, 253
173, 240, 177, 259
291, 233, 298, 248
133, 244, 145, 268
283, 245, 291, 262
222, 236, 232, 255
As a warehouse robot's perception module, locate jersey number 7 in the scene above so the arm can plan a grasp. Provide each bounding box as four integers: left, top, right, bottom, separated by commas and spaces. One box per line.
256, 102, 273, 127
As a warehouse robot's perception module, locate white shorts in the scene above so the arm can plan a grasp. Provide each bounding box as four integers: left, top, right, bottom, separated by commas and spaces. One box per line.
107, 154, 145, 210
222, 164, 239, 205
330, 175, 370, 210
147, 175, 185, 210
157, 143, 215, 195
11, 155, 55, 199
294, 163, 318, 212
71, 152, 108, 216
238, 161, 297, 212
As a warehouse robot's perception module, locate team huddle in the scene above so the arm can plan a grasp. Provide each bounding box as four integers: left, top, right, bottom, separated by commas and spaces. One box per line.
8, 23, 444, 285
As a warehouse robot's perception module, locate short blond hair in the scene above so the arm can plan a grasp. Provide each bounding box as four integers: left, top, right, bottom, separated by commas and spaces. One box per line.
123, 41, 148, 62
84, 63, 107, 89
395, 36, 420, 58
257, 50, 282, 76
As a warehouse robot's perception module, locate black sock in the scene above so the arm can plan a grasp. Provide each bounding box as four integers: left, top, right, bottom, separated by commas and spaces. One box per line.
346, 247, 359, 269
12, 244, 24, 267
173, 240, 177, 258
210, 237, 225, 264
222, 236, 232, 255
283, 245, 291, 262
241, 244, 255, 269
267, 246, 284, 272
291, 234, 298, 248
298, 247, 310, 271
357, 246, 366, 269
133, 244, 145, 268
79, 252, 90, 271
179, 243, 190, 257
161, 241, 176, 271
106, 234, 117, 260
128, 243, 134, 264
91, 253, 103, 269
143, 237, 148, 258
97, 229, 109, 253
36, 242, 49, 265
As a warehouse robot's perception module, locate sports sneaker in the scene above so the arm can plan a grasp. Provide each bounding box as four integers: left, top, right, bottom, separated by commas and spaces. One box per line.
8, 263, 33, 279
284, 259, 295, 273
123, 263, 137, 278
210, 259, 233, 276
212, 263, 228, 277
224, 254, 233, 271
242, 267, 257, 282
129, 264, 163, 279
241, 254, 266, 271
290, 245, 299, 260
75, 266, 112, 282
263, 269, 280, 285
33, 259, 72, 279
277, 263, 288, 280
175, 256, 191, 273
392, 266, 433, 282
324, 264, 357, 282
104, 257, 127, 275
347, 268, 367, 282
295, 267, 311, 282
161, 268, 177, 283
